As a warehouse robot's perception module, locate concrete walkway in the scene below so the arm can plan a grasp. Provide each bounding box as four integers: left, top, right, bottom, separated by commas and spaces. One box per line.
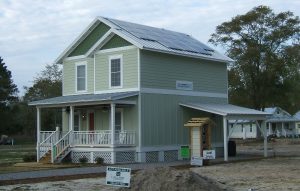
0, 161, 189, 181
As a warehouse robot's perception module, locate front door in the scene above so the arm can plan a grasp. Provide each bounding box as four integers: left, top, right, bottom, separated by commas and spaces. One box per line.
89, 113, 94, 131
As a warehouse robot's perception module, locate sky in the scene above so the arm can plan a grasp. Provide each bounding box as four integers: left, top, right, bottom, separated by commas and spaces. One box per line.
0, 0, 299, 96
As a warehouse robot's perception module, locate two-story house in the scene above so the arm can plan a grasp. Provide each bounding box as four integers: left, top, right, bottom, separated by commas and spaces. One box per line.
30, 17, 269, 164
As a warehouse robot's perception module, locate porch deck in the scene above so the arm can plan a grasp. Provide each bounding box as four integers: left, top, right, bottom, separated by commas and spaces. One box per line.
38, 130, 135, 163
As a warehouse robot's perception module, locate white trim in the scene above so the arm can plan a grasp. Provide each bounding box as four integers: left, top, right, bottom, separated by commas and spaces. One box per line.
96, 45, 136, 54
75, 61, 88, 93
180, 103, 226, 116
94, 88, 139, 94
137, 48, 141, 90
85, 29, 114, 56
109, 54, 123, 89
64, 55, 86, 62
141, 87, 227, 98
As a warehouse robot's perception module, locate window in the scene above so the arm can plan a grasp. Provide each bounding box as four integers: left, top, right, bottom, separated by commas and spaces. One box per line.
76, 63, 86, 92
109, 55, 122, 88
250, 123, 253, 132
241, 124, 244, 132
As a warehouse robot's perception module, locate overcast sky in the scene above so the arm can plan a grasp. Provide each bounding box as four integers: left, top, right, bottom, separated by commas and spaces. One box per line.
0, 0, 299, 95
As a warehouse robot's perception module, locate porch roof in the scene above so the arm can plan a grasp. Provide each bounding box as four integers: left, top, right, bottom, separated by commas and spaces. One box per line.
29, 91, 138, 107
180, 102, 271, 120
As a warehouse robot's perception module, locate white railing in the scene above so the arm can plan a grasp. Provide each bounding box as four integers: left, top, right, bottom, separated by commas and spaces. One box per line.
39, 131, 62, 159
115, 130, 135, 145
73, 130, 112, 145
52, 131, 72, 163
40, 131, 55, 143
72, 130, 135, 146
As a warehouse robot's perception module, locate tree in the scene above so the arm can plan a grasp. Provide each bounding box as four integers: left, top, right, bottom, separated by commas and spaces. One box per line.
209, 5, 300, 111
23, 63, 62, 134
0, 57, 18, 106
0, 57, 19, 135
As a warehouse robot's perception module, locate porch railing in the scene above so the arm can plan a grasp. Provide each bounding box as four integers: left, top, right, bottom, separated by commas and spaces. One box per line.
52, 131, 72, 163
115, 130, 135, 145
39, 130, 61, 159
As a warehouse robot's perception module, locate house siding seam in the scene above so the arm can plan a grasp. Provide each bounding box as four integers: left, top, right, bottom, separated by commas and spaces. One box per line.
140, 50, 228, 94
101, 35, 132, 50
69, 23, 110, 57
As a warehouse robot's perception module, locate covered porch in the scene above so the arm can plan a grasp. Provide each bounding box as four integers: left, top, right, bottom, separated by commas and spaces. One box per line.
180, 102, 270, 161
29, 91, 138, 164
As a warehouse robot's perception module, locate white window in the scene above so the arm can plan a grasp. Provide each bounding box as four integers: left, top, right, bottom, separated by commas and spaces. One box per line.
109, 55, 122, 88
250, 123, 253, 132
76, 62, 87, 92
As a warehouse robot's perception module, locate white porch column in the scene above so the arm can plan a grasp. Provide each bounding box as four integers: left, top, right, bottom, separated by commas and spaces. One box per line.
36, 107, 41, 162
263, 121, 268, 157
268, 122, 271, 135
69, 106, 74, 131
110, 103, 116, 164
281, 122, 285, 137
223, 116, 228, 161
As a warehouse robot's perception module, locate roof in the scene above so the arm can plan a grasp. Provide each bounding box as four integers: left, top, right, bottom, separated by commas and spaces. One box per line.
294, 111, 300, 120
55, 17, 233, 64
29, 91, 138, 107
180, 103, 270, 120
264, 107, 299, 123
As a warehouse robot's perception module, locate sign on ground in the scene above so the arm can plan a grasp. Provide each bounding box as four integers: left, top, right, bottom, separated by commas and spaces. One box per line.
191, 156, 203, 166
203, 150, 216, 159
106, 167, 131, 187
180, 145, 190, 158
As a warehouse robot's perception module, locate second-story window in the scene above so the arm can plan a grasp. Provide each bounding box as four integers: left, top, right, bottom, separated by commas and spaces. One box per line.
109, 55, 122, 88
76, 62, 87, 92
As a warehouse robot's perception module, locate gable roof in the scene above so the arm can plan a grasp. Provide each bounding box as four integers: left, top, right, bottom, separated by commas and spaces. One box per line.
55, 17, 233, 64
294, 111, 300, 119
264, 107, 300, 123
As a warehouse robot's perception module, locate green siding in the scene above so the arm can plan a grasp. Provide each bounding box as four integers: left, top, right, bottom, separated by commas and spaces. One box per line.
140, 50, 228, 94
63, 58, 94, 95
141, 93, 226, 147
69, 23, 110, 57
101, 35, 132, 50
95, 47, 138, 91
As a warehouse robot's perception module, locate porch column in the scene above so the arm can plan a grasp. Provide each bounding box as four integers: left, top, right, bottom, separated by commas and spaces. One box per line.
281, 122, 284, 137
223, 116, 228, 161
69, 106, 74, 131
268, 123, 271, 135
263, 121, 268, 157
36, 107, 41, 162
110, 103, 116, 164
110, 103, 115, 146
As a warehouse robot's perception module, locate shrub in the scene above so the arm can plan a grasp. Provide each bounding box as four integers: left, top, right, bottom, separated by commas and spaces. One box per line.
79, 156, 88, 164
95, 157, 104, 165
23, 154, 36, 162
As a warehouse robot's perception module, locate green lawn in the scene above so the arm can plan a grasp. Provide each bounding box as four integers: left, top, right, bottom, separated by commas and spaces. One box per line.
0, 144, 36, 165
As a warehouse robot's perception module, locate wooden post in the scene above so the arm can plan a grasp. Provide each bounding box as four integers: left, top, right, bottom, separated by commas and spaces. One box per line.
36, 107, 41, 162
223, 116, 228, 161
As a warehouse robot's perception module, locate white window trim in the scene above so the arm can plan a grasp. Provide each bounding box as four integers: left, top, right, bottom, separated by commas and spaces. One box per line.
109, 55, 123, 89
75, 61, 88, 93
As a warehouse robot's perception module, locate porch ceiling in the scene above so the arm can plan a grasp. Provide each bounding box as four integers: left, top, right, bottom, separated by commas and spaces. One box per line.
29, 91, 138, 108
180, 102, 271, 120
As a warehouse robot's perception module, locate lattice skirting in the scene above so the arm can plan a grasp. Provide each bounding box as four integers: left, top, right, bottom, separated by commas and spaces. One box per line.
93, 152, 112, 164
145, 151, 159, 163
116, 151, 136, 163
164, 150, 178, 162
72, 151, 91, 163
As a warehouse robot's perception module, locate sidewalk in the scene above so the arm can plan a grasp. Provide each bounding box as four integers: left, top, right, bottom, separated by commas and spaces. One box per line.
0, 161, 189, 181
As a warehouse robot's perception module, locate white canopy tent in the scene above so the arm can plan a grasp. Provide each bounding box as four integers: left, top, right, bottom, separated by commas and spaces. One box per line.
180, 103, 271, 161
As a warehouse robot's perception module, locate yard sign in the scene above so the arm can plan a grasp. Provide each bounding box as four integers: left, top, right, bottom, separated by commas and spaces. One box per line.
180, 145, 190, 158
106, 167, 131, 187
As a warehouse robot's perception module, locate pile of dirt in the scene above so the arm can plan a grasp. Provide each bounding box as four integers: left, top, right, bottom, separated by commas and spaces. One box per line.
119, 167, 225, 191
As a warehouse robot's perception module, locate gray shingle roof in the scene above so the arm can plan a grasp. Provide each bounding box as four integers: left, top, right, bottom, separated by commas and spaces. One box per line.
101, 17, 232, 62
29, 91, 138, 106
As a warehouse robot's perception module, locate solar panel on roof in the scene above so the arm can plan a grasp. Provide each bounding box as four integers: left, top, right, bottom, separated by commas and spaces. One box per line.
107, 18, 214, 56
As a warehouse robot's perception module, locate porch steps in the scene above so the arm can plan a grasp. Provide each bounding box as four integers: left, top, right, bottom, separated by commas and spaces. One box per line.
55, 146, 71, 163
39, 151, 52, 164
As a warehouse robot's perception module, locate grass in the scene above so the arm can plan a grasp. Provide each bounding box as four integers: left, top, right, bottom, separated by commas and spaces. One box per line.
0, 144, 36, 165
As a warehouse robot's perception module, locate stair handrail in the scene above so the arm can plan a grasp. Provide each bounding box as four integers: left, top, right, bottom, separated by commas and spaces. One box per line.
39, 131, 58, 159
51, 130, 72, 163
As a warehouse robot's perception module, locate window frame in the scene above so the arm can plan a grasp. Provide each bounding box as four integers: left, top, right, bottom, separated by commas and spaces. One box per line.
75, 61, 87, 93
109, 55, 123, 89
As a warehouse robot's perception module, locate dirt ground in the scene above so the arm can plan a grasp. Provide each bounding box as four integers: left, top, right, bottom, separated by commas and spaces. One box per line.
1, 139, 299, 191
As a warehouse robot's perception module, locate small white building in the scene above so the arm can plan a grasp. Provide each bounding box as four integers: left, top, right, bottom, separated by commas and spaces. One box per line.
293, 111, 300, 136
228, 120, 258, 139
